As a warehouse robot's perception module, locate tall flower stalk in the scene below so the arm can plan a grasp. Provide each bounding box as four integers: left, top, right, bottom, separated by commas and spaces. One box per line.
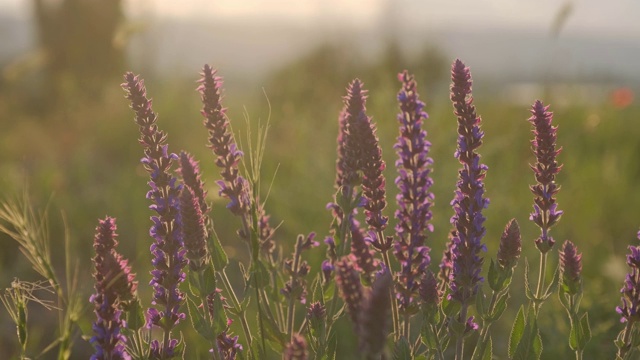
558, 240, 590, 360
393, 70, 434, 339
90, 217, 137, 360
616, 235, 640, 359
123, 73, 186, 359
448, 59, 489, 360
528, 100, 563, 312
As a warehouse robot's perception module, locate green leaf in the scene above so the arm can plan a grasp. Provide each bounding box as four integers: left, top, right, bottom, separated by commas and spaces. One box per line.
442, 295, 461, 318
569, 315, 579, 351
489, 292, 509, 322
393, 337, 412, 360
509, 306, 526, 358
186, 296, 214, 341
476, 287, 486, 317
125, 299, 146, 331
209, 231, 229, 271
512, 307, 542, 360
200, 265, 217, 295
580, 312, 592, 349
557, 285, 570, 312
488, 259, 501, 292
482, 336, 493, 360
543, 264, 561, 300
210, 290, 228, 335
524, 259, 535, 300
532, 324, 543, 360
421, 323, 437, 350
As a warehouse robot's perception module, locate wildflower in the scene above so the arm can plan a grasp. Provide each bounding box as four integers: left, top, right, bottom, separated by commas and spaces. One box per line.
284, 333, 308, 360
448, 59, 489, 304
419, 270, 441, 308
335, 257, 364, 325
217, 331, 243, 360
90, 217, 136, 360
394, 70, 434, 314
618, 243, 640, 323
497, 219, 521, 270
528, 100, 563, 253
178, 152, 209, 217
199, 65, 250, 218
179, 185, 208, 271
359, 268, 392, 358
349, 219, 378, 278
559, 240, 582, 296
122, 72, 186, 358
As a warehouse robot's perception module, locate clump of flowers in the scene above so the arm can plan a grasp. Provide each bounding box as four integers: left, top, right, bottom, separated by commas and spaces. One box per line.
122, 72, 186, 358
90, 217, 137, 360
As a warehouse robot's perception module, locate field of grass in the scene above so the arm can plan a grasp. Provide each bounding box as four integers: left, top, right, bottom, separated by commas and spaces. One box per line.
1, 44, 639, 358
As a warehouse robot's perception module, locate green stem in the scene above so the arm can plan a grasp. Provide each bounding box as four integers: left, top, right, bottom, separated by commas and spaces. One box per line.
534, 252, 548, 313
472, 291, 500, 360
430, 323, 446, 360
197, 271, 222, 360
381, 250, 400, 341
219, 269, 253, 348
455, 303, 468, 360
287, 240, 303, 339
618, 320, 635, 359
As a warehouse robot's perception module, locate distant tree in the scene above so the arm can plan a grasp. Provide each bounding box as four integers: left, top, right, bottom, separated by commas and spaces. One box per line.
33, 0, 125, 107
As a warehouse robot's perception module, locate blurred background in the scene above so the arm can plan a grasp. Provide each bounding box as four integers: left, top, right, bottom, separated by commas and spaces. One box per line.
1, 0, 640, 358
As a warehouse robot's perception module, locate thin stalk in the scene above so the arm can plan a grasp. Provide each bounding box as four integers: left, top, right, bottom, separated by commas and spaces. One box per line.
197, 271, 222, 360
534, 252, 548, 313
219, 269, 253, 348
326, 190, 354, 329
430, 323, 446, 360
286, 239, 303, 339
618, 320, 635, 359
455, 303, 468, 360
472, 291, 500, 360
381, 249, 400, 341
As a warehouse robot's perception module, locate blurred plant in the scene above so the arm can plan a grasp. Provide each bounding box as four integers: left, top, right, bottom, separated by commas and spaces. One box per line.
90, 216, 138, 360
33, 0, 125, 107
447, 59, 489, 360
0, 195, 83, 360
1, 279, 57, 360
616, 233, 640, 359
558, 240, 591, 360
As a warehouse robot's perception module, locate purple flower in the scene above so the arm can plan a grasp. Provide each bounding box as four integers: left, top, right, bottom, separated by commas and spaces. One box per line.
448, 59, 489, 305
199, 65, 250, 218
90, 217, 136, 360
335, 257, 364, 326
618, 239, 640, 323
393, 70, 434, 314
528, 100, 563, 253
497, 219, 521, 269
349, 219, 379, 278
359, 268, 392, 358
307, 301, 327, 321
560, 240, 582, 296
321, 259, 334, 284
419, 270, 441, 308
217, 331, 243, 360
178, 151, 209, 217
284, 333, 308, 360
438, 235, 455, 289
179, 185, 208, 271
340, 79, 389, 234
258, 204, 276, 256
122, 72, 186, 358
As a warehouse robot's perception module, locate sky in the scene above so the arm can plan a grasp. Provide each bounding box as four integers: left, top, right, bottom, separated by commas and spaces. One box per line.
1, 0, 639, 39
